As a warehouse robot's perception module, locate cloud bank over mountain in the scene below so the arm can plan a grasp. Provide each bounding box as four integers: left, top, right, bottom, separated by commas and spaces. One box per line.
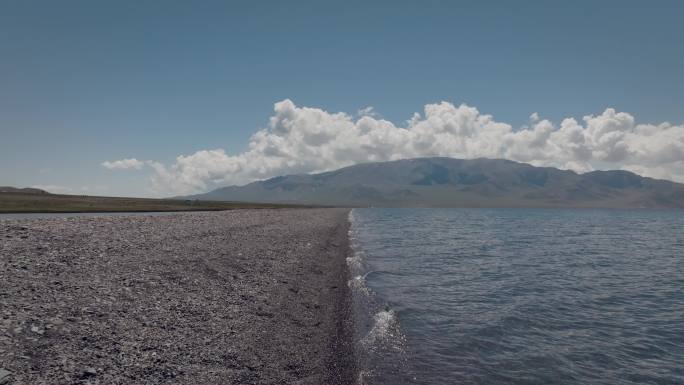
102, 100, 684, 195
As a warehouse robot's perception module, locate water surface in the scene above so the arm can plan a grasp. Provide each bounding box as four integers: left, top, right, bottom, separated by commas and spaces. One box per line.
349, 208, 684, 385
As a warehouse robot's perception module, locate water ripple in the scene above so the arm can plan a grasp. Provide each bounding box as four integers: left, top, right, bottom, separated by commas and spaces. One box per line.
350, 208, 684, 385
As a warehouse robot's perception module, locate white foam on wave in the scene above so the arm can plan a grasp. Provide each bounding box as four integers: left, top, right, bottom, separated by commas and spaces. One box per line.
348, 274, 371, 295
346, 208, 412, 384
346, 251, 364, 271
356, 369, 373, 385
348, 208, 357, 223
347, 208, 370, 294
347, 210, 359, 245
362, 309, 398, 347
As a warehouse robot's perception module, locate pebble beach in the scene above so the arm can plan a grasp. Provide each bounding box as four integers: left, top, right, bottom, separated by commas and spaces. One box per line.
0, 209, 354, 384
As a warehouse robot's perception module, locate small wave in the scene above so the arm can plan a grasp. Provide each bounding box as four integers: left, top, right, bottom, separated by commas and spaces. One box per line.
362, 309, 398, 347
348, 208, 357, 222
347, 208, 413, 384
356, 369, 374, 385
346, 251, 365, 273
348, 274, 371, 295
357, 307, 413, 385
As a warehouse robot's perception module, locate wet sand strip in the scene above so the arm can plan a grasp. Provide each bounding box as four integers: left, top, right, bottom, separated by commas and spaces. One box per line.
0, 208, 354, 384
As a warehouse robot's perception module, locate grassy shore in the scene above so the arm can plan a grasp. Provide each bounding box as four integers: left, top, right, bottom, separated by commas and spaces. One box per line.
0, 192, 303, 213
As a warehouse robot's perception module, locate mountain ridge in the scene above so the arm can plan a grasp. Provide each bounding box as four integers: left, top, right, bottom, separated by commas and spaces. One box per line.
0, 186, 49, 195
183, 157, 684, 208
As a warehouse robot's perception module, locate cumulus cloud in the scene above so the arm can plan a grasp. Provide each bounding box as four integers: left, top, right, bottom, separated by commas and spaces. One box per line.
116, 100, 684, 195
101, 158, 144, 170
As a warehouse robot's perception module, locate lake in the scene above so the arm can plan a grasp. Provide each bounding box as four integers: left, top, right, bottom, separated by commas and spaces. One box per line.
348, 208, 684, 384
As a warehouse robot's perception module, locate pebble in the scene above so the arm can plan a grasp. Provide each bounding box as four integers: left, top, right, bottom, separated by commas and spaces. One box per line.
80, 367, 97, 379
0, 369, 11, 385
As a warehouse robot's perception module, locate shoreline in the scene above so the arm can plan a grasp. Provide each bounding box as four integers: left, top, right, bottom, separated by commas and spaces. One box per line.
0, 208, 355, 384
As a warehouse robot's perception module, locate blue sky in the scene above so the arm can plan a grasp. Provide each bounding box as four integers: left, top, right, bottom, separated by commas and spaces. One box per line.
2, 0, 683, 196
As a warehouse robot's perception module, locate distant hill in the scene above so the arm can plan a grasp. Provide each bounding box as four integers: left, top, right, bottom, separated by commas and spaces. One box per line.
184, 157, 684, 208
0, 186, 49, 195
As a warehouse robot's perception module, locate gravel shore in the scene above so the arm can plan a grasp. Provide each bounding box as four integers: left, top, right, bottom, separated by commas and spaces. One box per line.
0, 209, 354, 384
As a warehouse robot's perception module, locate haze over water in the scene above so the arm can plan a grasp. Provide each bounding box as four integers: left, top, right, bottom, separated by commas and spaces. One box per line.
349, 208, 684, 384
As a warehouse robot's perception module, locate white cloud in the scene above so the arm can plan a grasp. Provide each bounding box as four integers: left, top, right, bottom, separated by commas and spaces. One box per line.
114, 100, 684, 195
101, 158, 144, 170
357, 106, 379, 118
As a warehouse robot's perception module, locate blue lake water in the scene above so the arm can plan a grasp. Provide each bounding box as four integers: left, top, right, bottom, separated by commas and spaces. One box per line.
348, 208, 684, 385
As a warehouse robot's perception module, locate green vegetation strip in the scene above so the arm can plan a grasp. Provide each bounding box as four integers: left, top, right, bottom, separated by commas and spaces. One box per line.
0, 193, 304, 213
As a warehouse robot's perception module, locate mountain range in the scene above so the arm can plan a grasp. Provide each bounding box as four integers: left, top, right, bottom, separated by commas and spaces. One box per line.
0, 186, 48, 194
186, 157, 684, 208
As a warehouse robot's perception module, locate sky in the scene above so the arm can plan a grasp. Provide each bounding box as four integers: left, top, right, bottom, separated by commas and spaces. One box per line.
1, 0, 683, 197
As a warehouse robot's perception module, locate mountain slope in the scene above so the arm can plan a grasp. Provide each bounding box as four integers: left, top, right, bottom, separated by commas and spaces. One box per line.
0, 186, 49, 194
186, 158, 684, 208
